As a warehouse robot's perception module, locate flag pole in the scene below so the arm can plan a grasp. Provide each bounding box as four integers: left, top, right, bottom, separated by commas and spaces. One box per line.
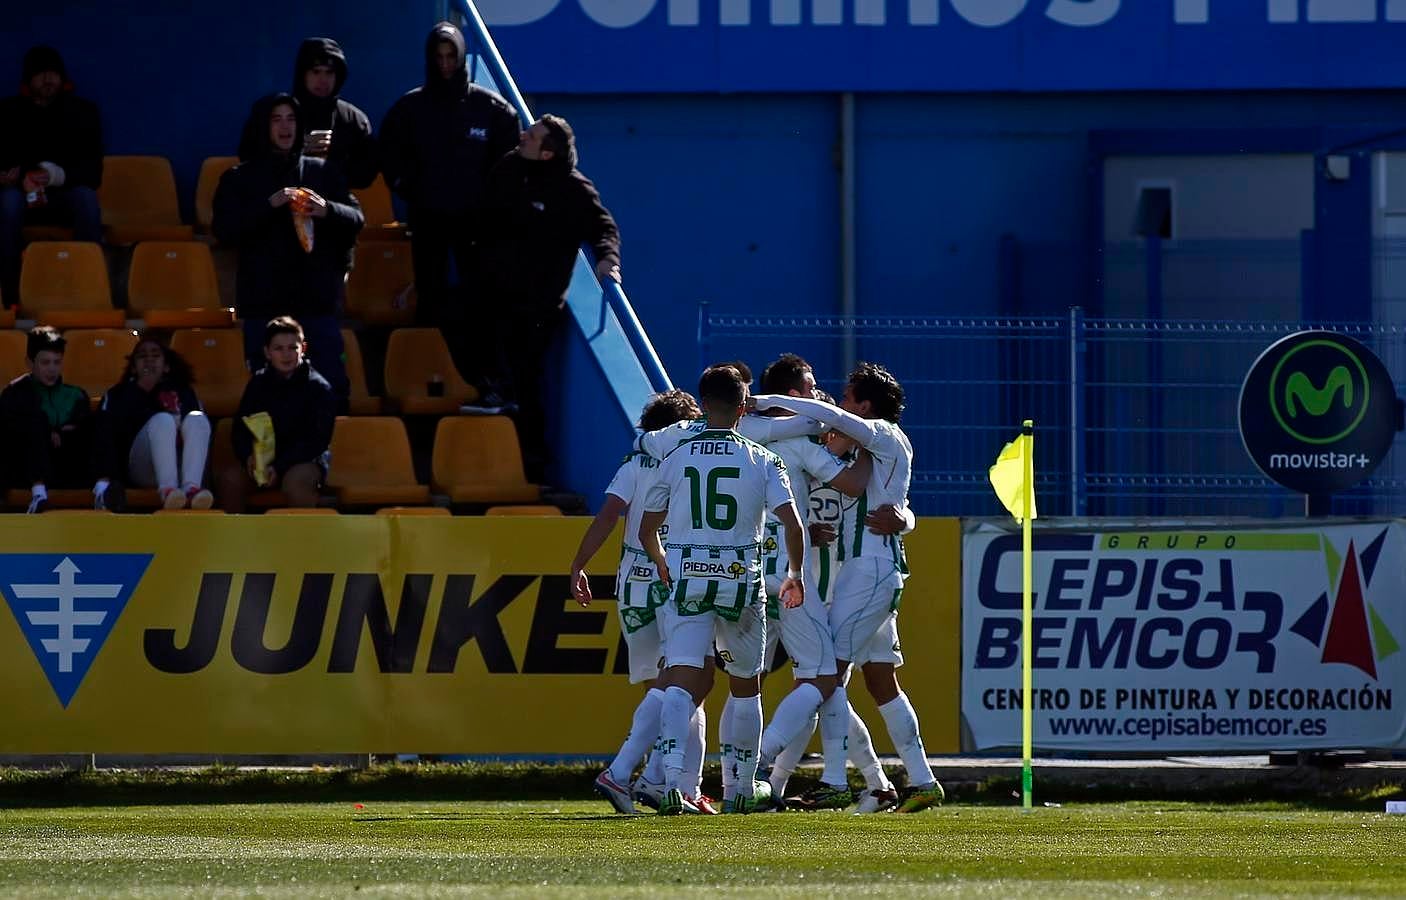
1021, 419, 1034, 811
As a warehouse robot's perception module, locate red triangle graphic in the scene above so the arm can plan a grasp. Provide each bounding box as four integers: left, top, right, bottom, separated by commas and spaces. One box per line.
1322, 541, 1377, 679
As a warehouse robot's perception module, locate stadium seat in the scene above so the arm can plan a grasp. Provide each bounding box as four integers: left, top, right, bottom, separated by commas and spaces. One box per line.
62, 328, 139, 405
351, 175, 407, 241
21, 225, 74, 242
340, 328, 382, 415
485, 505, 563, 516
346, 241, 416, 325
19, 242, 123, 328
431, 416, 541, 505
127, 242, 234, 328
326, 416, 430, 508
375, 506, 451, 516
98, 156, 194, 244
0, 307, 14, 328
0, 330, 26, 381
170, 328, 248, 417
4, 488, 161, 510
210, 417, 287, 509
383, 327, 477, 415
263, 508, 339, 515
195, 156, 238, 233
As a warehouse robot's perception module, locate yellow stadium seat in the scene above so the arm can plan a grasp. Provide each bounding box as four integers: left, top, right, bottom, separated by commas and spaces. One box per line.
210, 417, 287, 509
21, 225, 74, 242
195, 156, 238, 233
351, 174, 407, 241
326, 416, 430, 508
432, 415, 541, 505
346, 241, 416, 325
127, 242, 234, 328
485, 505, 563, 516
383, 327, 477, 415
19, 241, 123, 328
98, 156, 193, 244
0, 330, 26, 382
340, 328, 381, 415
62, 328, 138, 404
0, 308, 15, 328
170, 328, 248, 417
375, 506, 451, 516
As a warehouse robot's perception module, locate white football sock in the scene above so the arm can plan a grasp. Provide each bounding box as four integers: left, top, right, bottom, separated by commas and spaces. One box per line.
684, 704, 706, 797
642, 743, 664, 784
607, 688, 663, 784
760, 682, 824, 762
848, 703, 892, 791
720, 694, 738, 801
769, 712, 816, 798
878, 691, 936, 788
660, 686, 695, 792
818, 685, 850, 788
731, 693, 763, 798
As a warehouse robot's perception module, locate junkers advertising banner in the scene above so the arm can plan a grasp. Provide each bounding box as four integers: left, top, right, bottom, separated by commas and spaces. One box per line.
962, 521, 1406, 751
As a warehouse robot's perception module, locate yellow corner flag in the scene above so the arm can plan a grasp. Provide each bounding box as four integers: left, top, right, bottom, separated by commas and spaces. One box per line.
991, 420, 1036, 810
989, 421, 1037, 522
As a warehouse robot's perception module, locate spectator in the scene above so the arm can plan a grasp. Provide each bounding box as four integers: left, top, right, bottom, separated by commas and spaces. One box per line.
94, 335, 212, 511
379, 21, 520, 336
214, 93, 363, 406
476, 114, 620, 481
238, 38, 377, 190
218, 317, 335, 513
0, 46, 103, 309
0, 327, 92, 513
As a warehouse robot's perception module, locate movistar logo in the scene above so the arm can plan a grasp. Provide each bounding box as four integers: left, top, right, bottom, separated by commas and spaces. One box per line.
1269, 340, 1369, 445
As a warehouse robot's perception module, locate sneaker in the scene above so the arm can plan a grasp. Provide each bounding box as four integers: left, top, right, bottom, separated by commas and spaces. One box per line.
722, 781, 773, 814
593, 770, 636, 814
788, 783, 853, 811
686, 793, 719, 815
186, 486, 214, 510
854, 787, 900, 814
658, 787, 686, 816
459, 390, 518, 416
894, 781, 945, 813
25, 494, 47, 515
161, 487, 187, 510
632, 778, 664, 811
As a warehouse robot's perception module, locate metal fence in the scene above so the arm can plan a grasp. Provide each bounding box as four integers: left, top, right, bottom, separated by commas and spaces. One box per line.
700, 308, 1406, 518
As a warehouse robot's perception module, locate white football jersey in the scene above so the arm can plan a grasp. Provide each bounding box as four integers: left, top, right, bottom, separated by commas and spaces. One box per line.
762, 435, 846, 581
643, 427, 795, 583
635, 413, 820, 462
605, 451, 666, 558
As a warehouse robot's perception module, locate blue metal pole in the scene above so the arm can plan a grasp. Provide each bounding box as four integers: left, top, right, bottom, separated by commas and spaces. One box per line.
1069, 306, 1087, 516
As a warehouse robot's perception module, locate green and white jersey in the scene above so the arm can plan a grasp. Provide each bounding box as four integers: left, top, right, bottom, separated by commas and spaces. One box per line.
762, 435, 846, 585
840, 418, 912, 562
605, 452, 667, 612
635, 413, 821, 462
808, 481, 846, 604
643, 428, 796, 606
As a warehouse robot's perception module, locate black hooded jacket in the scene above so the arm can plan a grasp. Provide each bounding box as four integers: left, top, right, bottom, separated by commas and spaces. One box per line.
94, 375, 202, 482
235, 38, 377, 190
231, 361, 336, 475
477, 147, 621, 309
0, 47, 103, 189
378, 22, 521, 217
212, 93, 364, 322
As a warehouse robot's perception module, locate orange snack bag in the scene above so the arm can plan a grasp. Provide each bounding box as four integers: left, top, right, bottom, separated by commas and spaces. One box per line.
290, 188, 314, 253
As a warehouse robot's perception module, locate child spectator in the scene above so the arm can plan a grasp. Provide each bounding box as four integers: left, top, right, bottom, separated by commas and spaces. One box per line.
94, 335, 211, 510
217, 316, 336, 512
0, 326, 92, 512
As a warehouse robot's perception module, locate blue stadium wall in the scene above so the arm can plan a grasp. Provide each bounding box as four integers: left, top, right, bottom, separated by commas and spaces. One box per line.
5, 2, 1403, 502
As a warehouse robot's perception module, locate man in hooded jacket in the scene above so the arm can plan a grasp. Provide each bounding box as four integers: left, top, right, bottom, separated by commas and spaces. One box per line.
0, 46, 103, 309
476, 114, 621, 481
379, 22, 521, 367
212, 93, 363, 406
239, 38, 377, 191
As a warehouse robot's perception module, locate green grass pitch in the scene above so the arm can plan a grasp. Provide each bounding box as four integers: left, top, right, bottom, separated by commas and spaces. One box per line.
2, 800, 1405, 897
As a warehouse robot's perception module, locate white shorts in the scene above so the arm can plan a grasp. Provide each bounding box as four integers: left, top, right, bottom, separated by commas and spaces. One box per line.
616, 554, 665, 684
778, 591, 838, 680
764, 598, 783, 672
660, 583, 767, 679
829, 555, 905, 664
854, 610, 904, 668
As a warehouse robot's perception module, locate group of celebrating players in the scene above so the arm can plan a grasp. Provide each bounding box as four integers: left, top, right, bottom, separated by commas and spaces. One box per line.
568, 354, 943, 815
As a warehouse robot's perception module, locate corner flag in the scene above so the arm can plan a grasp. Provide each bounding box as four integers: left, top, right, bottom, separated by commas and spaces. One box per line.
990, 420, 1036, 810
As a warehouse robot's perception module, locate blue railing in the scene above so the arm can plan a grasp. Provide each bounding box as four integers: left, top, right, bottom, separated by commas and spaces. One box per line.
455, 0, 672, 394
701, 307, 1406, 518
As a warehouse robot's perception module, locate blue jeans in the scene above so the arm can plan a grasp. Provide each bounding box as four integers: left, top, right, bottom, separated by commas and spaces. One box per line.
0, 185, 102, 308
242, 314, 348, 412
